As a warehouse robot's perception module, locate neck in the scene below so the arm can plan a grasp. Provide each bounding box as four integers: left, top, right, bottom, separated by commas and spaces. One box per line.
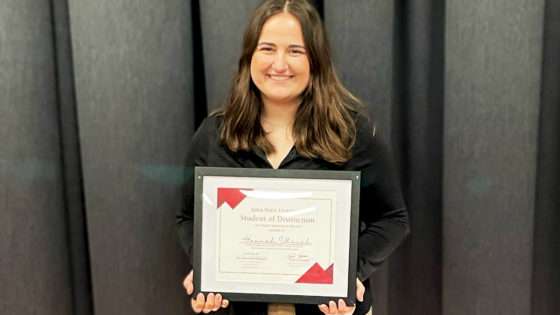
260, 98, 299, 128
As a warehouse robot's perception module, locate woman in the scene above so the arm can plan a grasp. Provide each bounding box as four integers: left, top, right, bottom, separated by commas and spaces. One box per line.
176, 0, 410, 314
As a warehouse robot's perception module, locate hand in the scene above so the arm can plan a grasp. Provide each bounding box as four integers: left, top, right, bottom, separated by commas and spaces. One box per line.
183, 270, 230, 313
317, 278, 365, 315
318, 299, 355, 315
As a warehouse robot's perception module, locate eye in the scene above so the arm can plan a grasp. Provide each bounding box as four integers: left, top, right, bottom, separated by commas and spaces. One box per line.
289, 48, 306, 56
259, 46, 275, 53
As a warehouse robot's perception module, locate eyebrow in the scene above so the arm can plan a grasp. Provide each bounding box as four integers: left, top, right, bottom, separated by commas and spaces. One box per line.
257, 42, 306, 49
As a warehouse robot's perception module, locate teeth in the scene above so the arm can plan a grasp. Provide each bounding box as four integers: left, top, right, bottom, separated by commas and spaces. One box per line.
268, 75, 292, 81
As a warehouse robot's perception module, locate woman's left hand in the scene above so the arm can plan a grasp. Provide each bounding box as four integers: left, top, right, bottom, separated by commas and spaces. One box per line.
317, 278, 365, 315
318, 299, 355, 315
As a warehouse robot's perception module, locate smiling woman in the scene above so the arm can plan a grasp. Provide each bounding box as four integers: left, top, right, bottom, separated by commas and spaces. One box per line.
250, 12, 310, 107
177, 1, 409, 314
250, 12, 311, 168
217, 0, 360, 168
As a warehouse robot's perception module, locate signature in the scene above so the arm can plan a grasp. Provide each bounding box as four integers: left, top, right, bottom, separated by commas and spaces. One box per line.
241, 235, 312, 247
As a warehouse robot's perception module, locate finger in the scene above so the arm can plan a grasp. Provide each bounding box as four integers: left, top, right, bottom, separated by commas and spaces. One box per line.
338, 299, 347, 310
221, 299, 229, 309
184, 270, 194, 295
328, 300, 338, 314
191, 293, 205, 313
212, 294, 223, 312
197, 293, 206, 311
191, 298, 201, 313
202, 293, 215, 313
356, 278, 365, 302
318, 304, 329, 314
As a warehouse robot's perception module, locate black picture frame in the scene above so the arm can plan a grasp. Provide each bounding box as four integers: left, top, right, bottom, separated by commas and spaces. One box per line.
193, 166, 360, 305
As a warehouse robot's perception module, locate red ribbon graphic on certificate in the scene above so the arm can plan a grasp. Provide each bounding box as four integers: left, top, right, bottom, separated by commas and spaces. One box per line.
217, 188, 252, 209
296, 263, 334, 284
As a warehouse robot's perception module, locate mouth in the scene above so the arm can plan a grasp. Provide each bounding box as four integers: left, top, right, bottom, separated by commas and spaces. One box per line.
266, 74, 293, 81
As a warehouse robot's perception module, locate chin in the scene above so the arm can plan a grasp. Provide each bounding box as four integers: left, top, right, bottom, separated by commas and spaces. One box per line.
264, 94, 297, 104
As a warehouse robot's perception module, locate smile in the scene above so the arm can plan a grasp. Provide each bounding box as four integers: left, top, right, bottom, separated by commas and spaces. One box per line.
266, 74, 293, 81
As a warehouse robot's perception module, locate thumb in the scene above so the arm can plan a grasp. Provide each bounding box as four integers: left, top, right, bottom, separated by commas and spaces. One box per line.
356, 278, 365, 302
184, 270, 194, 295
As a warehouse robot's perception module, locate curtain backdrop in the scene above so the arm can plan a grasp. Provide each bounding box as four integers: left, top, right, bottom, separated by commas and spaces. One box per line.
1, 1, 559, 315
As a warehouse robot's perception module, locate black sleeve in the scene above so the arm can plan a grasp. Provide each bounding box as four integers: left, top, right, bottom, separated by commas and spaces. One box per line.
176, 117, 211, 263
349, 116, 410, 281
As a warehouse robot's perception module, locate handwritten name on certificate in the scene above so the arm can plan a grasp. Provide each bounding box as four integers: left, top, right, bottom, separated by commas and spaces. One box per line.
215, 188, 336, 285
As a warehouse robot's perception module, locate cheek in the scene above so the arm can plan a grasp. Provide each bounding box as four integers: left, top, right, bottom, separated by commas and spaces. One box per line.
296, 60, 311, 83
250, 56, 267, 82
302, 65, 310, 81
249, 60, 260, 87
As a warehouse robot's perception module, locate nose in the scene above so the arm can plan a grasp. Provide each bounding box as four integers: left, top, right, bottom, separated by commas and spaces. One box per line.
271, 52, 288, 73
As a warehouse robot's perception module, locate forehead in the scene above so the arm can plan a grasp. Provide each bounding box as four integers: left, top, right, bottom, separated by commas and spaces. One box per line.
258, 12, 305, 45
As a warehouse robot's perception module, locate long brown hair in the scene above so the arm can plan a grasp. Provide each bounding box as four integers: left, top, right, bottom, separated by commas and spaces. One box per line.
218, 0, 363, 164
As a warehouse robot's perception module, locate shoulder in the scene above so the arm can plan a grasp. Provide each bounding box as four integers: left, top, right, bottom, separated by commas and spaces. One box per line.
186, 114, 225, 165
347, 111, 389, 167
193, 113, 223, 137
188, 114, 224, 154
352, 111, 377, 148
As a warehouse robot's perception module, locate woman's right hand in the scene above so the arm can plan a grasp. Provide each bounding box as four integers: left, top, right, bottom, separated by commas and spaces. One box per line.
183, 270, 230, 313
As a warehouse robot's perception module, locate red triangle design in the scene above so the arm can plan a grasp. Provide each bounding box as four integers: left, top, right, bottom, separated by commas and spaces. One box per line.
217, 188, 251, 209
296, 263, 333, 284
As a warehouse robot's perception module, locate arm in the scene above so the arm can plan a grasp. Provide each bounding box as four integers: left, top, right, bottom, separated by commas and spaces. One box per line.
176, 117, 231, 313
318, 117, 409, 314
176, 118, 210, 263
350, 117, 411, 281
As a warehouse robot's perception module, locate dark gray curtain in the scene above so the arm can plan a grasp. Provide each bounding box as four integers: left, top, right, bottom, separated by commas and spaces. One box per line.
1, 1, 558, 315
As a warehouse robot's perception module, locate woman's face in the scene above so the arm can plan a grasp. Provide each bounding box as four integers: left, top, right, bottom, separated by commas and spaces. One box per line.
250, 12, 310, 106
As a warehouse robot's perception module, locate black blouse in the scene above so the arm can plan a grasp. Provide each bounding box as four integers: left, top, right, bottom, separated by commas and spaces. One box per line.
176, 113, 410, 315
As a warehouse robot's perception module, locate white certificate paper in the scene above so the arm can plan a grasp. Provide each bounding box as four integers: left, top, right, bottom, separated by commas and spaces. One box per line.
194, 167, 360, 304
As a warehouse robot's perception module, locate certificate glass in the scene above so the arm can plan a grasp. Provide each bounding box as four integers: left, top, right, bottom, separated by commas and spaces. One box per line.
193, 167, 360, 305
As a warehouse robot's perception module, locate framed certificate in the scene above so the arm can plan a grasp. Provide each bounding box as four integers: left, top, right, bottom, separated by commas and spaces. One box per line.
193, 167, 360, 305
